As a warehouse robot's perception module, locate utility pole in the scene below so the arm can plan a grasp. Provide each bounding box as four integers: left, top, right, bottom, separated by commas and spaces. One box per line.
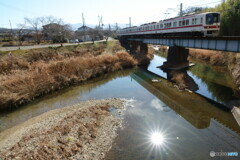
9, 20, 13, 41
101, 16, 104, 29
82, 13, 86, 41
116, 23, 118, 31
82, 13, 85, 27
98, 16, 104, 30
180, 3, 183, 16
129, 17, 131, 27
98, 16, 101, 29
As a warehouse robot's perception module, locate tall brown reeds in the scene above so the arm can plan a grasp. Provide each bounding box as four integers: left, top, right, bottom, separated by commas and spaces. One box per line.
188, 48, 228, 66
0, 42, 137, 110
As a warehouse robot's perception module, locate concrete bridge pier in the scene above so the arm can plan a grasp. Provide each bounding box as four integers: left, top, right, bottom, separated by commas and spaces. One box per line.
120, 40, 148, 55
139, 43, 148, 54
160, 46, 189, 70
119, 39, 153, 64
127, 41, 139, 54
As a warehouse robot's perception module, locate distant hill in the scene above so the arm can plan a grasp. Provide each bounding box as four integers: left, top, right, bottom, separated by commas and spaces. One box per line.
70, 23, 128, 31
0, 28, 11, 33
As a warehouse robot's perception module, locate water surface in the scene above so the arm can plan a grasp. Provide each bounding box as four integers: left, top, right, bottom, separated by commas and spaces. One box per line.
1, 54, 240, 160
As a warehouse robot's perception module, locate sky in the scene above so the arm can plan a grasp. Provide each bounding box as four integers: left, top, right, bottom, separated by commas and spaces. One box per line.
0, 0, 222, 29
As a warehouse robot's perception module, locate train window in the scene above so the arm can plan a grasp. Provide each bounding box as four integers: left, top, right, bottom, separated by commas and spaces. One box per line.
179, 21, 182, 27
192, 18, 197, 25
169, 23, 172, 27
173, 22, 177, 27
186, 20, 189, 25
160, 24, 163, 28
200, 17, 203, 23
206, 13, 220, 25
182, 20, 185, 26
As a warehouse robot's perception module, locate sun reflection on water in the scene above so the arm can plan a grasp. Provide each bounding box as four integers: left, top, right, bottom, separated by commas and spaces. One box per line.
151, 132, 165, 146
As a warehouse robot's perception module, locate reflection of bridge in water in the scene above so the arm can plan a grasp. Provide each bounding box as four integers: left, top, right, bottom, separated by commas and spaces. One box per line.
131, 68, 240, 134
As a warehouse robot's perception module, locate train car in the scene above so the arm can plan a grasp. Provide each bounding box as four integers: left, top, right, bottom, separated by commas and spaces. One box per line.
117, 12, 220, 37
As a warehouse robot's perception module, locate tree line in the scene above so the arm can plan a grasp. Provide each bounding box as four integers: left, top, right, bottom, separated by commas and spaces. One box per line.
206, 0, 240, 36
4, 16, 116, 46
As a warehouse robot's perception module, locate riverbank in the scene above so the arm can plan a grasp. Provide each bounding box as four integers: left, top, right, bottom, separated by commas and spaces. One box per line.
0, 98, 125, 160
0, 41, 137, 110
158, 45, 240, 89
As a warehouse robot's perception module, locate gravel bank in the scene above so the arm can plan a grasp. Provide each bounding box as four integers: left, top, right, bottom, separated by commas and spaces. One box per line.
0, 98, 125, 160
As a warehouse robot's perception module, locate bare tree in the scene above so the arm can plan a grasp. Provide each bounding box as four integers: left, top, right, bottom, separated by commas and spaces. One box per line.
25, 16, 72, 45
42, 20, 72, 44
15, 23, 26, 48
87, 27, 101, 44
103, 24, 114, 43
25, 17, 42, 44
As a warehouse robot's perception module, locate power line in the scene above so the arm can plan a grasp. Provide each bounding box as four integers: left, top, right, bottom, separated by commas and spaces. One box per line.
0, 1, 40, 15
185, 0, 209, 6
184, 0, 222, 9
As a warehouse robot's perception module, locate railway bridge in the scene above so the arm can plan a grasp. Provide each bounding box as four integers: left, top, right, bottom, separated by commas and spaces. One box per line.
119, 35, 240, 69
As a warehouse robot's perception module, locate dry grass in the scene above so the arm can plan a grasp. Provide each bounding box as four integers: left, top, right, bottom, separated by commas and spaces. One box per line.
0, 56, 29, 74
0, 42, 137, 110
26, 44, 106, 62
188, 48, 228, 66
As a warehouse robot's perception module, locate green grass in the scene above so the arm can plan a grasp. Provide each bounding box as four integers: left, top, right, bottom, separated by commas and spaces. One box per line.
0, 50, 8, 56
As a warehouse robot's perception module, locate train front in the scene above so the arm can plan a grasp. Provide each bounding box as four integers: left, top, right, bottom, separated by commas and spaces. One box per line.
204, 12, 220, 36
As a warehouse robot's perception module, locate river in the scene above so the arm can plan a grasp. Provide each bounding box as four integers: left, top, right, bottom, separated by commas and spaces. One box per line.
0, 53, 240, 160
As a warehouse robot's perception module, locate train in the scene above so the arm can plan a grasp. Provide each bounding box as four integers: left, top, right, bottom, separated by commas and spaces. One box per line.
117, 12, 220, 37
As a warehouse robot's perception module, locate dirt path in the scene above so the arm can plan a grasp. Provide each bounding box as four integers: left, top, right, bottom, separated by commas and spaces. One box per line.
0, 98, 125, 160
0, 40, 108, 52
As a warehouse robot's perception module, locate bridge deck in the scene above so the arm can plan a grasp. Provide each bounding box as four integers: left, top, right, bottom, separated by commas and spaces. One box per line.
124, 36, 240, 52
